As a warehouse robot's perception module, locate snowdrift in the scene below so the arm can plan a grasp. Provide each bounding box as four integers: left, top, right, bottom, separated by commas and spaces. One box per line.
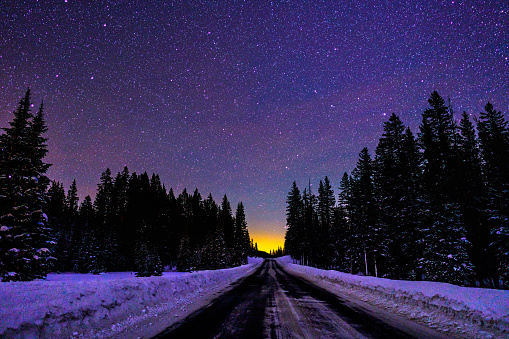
277, 256, 509, 339
0, 258, 263, 338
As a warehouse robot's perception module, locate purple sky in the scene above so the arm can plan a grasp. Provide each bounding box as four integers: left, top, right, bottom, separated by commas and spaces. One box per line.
1, 0, 508, 251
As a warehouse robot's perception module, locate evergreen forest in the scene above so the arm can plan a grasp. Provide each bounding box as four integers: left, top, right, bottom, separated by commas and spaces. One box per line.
0, 89, 252, 281
284, 91, 509, 289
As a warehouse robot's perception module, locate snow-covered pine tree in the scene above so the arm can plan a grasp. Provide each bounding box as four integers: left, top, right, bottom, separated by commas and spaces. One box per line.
454, 112, 494, 287
417, 91, 472, 285
398, 127, 421, 279
477, 102, 509, 286
0, 89, 53, 281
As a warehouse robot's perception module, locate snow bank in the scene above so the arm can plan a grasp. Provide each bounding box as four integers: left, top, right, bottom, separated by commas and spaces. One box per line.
0, 258, 264, 338
277, 256, 509, 339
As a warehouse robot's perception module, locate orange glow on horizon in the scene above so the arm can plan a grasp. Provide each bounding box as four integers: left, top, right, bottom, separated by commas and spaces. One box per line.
250, 230, 285, 253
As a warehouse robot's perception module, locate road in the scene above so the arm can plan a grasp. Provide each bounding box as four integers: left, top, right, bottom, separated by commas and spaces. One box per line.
153, 259, 450, 339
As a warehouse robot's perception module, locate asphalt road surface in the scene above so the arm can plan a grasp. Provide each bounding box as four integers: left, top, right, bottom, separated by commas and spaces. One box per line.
153, 260, 450, 339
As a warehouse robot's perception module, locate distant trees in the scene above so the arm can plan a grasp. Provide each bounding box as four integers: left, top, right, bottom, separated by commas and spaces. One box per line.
285, 91, 509, 288
0, 90, 253, 281
43, 169, 252, 276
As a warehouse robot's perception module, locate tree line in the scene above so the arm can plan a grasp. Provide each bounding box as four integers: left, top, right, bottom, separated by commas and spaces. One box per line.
45, 169, 251, 277
0, 89, 252, 281
285, 91, 509, 288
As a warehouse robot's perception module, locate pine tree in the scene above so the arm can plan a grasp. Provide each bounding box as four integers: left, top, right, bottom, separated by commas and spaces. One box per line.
95, 169, 114, 226
112, 168, 129, 224
477, 102, 509, 286
111, 168, 130, 269
350, 147, 376, 276
91, 169, 116, 273
337, 172, 353, 272
317, 177, 335, 269
373, 113, 407, 278
27, 101, 51, 182
456, 112, 496, 287
122, 173, 143, 270
64, 180, 81, 271
302, 184, 318, 266
45, 181, 67, 271
67, 180, 79, 216
189, 188, 206, 250
167, 187, 184, 264
0, 89, 53, 281
204, 193, 219, 236
219, 194, 235, 265
284, 182, 303, 262
146, 173, 166, 270
419, 91, 458, 202
234, 202, 249, 265
331, 203, 349, 271
477, 102, 509, 189
398, 127, 421, 279
75, 196, 94, 273
417, 92, 471, 284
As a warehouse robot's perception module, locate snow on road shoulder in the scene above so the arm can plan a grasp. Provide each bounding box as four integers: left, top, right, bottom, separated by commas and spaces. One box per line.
277, 256, 509, 339
0, 257, 264, 338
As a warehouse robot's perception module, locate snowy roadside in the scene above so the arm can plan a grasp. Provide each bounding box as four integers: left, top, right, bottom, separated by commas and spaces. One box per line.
276, 256, 509, 339
0, 258, 264, 339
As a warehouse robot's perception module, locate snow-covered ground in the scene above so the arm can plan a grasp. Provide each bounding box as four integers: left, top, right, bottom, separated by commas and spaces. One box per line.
3, 256, 508, 338
0, 258, 264, 338
277, 256, 509, 339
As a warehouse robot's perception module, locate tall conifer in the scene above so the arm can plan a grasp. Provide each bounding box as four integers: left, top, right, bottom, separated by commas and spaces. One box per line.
477, 102, 509, 285
418, 92, 471, 284
0, 89, 52, 281
350, 148, 376, 275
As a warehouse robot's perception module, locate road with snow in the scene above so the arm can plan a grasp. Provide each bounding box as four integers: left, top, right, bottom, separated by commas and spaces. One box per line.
153, 259, 450, 339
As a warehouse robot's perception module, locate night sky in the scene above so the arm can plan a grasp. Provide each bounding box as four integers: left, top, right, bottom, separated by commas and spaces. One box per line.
1, 1, 508, 252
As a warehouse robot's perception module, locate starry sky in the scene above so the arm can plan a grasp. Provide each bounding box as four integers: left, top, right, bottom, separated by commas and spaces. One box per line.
1, 0, 508, 252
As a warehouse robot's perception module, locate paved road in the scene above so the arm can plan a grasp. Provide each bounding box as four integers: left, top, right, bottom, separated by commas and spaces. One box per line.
153, 260, 449, 339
